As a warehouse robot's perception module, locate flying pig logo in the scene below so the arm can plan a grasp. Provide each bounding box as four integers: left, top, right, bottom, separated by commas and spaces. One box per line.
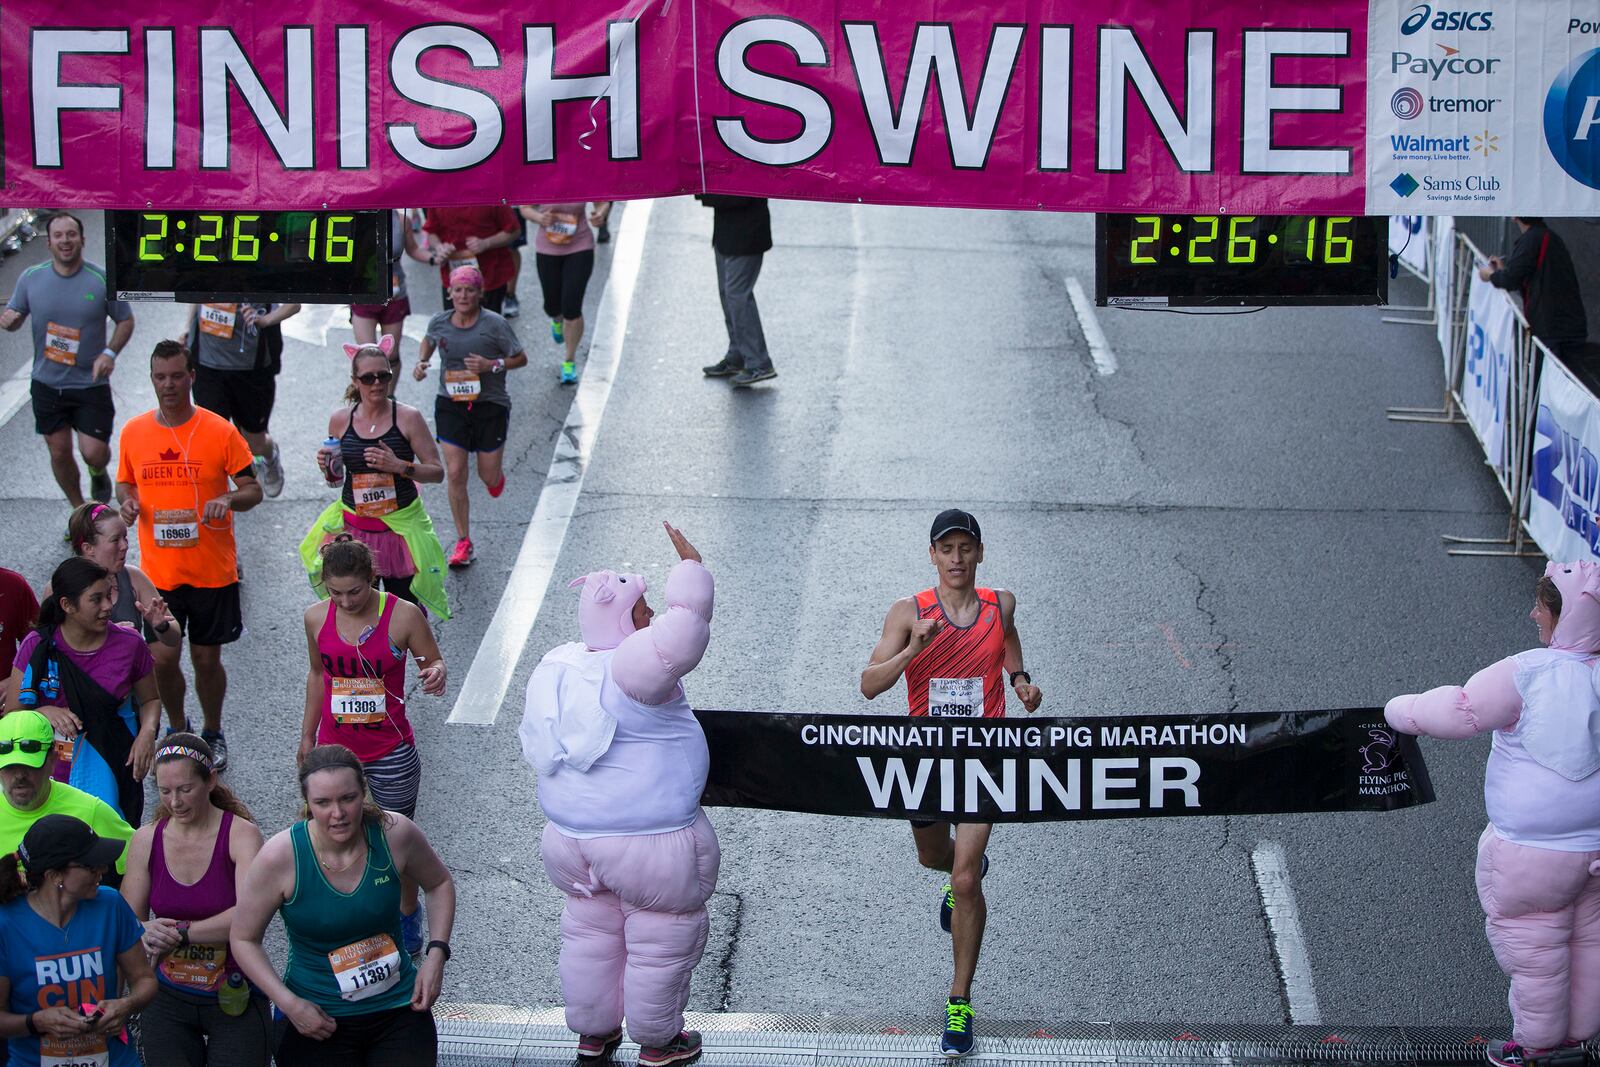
1360, 728, 1397, 774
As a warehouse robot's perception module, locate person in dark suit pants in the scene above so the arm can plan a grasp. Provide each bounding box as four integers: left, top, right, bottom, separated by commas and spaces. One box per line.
696, 196, 776, 387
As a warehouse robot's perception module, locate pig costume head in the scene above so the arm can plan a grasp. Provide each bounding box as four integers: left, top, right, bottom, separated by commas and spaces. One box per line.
1544, 560, 1600, 652
569, 570, 648, 651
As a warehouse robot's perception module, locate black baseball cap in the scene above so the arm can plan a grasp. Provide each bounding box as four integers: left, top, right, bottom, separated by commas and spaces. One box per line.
17, 815, 123, 874
930, 509, 981, 544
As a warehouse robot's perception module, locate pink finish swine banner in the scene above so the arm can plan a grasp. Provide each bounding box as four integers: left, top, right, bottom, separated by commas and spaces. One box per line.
0, 0, 1367, 213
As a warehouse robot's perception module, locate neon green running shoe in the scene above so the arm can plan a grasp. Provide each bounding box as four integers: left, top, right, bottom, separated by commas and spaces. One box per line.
940, 999, 975, 1057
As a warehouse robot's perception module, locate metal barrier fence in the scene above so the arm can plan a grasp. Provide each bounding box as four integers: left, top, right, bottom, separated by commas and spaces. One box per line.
1385, 226, 1551, 558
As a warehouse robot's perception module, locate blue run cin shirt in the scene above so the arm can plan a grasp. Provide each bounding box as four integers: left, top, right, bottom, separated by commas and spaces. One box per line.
0, 886, 142, 1067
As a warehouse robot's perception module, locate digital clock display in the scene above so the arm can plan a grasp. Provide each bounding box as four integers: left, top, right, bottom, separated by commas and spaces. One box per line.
1095, 215, 1388, 308
106, 210, 389, 302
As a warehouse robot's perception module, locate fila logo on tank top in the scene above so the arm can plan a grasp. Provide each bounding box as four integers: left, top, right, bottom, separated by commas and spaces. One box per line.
905, 588, 1007, 718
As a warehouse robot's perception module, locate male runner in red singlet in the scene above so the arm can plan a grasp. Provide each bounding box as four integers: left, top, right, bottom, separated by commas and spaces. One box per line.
861, 509, 1043, 1058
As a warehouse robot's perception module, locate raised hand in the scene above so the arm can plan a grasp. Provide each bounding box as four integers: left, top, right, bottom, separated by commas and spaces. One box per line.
664, 522, 701, 563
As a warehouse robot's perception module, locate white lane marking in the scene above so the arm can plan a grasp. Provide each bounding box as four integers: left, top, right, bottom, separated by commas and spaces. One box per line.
1066, 276, 1117, 376
1250, 840, 1322, 1026
0, 360, 33, 432
446, 199, 653, 726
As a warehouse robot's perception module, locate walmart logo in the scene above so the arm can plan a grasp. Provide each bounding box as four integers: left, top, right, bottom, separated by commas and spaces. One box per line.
1390, 172, 1421, 197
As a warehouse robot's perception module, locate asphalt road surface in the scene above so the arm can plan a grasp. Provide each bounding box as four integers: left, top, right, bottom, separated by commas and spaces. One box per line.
0, 204, 1536, 1032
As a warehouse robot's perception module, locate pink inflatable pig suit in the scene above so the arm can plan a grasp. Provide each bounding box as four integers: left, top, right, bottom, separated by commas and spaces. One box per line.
1386, 561, 1600, 1053
520, 559, 719, 1051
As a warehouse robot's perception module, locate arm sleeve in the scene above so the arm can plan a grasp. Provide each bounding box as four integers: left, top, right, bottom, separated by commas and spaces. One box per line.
611, 560, 714, 706
89, 800, 135, 876
1384, 656, 1522, 738
6, 272, 27, 315
1490, 231, 1538, 291
112, 891, 143, 949
115, 425, 136, 485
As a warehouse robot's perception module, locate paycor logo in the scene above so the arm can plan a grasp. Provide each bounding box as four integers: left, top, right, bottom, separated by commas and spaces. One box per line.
1546, 48, 1600, 189
1401, 4, 1495, 34
1392, 48, 1502, 80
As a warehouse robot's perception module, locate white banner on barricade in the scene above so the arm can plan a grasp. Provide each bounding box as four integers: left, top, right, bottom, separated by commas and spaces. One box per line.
1529, 357, 1600, 561
1435, 217, 1457, 371
1389, 216, 1429, 280
1462, 271, 1515, 471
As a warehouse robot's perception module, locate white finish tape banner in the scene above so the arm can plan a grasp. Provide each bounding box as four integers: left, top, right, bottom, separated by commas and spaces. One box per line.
1529, 356, 1600, 561
1461, 271, 1515, 472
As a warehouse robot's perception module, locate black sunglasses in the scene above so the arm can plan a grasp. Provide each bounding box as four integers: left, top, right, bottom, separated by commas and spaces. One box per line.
355, 371, 394, 385
0, 739, 48, 755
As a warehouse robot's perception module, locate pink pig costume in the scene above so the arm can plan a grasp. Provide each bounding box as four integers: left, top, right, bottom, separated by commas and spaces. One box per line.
1386, 561, 1600, 1052
519, 561, 720, 1048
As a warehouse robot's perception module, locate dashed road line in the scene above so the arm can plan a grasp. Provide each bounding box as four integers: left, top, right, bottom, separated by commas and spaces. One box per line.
1250, 840, 1322, 1026
1066, 276, 1117, 376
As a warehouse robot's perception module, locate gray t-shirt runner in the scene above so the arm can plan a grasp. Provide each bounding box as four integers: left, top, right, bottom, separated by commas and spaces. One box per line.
7, 260, 133, 390
426, 308, 521, 410
187, 303, 274, 371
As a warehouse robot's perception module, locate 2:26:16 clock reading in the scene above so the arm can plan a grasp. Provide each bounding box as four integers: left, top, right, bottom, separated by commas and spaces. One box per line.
1127, 216, 1356, 266
136, 212, 357, 265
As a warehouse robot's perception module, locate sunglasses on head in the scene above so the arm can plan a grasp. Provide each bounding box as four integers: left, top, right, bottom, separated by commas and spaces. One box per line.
355, 371, 394, 385
0, 739, 48, 755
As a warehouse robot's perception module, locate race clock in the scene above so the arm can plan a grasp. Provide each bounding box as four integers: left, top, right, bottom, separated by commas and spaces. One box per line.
1095, 215, 1388, 308
106, 210, 389, 302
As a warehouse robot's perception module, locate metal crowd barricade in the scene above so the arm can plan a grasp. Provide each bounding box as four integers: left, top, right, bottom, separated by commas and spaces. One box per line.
1382, 214, 1437, 327
1386, 230, 1471, 426
0, 208, 38, 254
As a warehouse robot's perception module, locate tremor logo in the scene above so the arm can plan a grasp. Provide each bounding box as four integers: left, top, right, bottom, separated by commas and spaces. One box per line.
1545, 48, 1600, 189
1401, 4, 1495, 35
1391, 87, 1425, 120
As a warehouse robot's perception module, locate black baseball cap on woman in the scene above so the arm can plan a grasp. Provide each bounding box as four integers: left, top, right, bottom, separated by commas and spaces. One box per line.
930, 509, 981, 544
18, 815, 123, 873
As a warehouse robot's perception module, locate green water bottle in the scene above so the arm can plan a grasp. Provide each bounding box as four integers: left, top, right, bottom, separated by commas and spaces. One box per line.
218, 971, 249, 1017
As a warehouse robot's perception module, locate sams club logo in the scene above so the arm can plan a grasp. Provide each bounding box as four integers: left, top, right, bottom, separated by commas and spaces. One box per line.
1391, 87, 1425, 120
1545, 48, 1600, 189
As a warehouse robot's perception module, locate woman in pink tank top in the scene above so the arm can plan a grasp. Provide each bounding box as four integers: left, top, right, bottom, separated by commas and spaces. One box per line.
300, 537, 445, 952
119, 733, 268, 1066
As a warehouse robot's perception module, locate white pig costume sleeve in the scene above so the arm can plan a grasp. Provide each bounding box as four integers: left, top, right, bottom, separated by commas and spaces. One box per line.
1385, 561, 1600, 1051
520, 560, 720, 1049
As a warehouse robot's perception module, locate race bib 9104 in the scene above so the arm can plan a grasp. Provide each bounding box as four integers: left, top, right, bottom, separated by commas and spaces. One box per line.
350, 472, 398, 517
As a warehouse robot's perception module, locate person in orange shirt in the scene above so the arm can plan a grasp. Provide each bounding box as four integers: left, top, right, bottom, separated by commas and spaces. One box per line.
115, 341, 261, 772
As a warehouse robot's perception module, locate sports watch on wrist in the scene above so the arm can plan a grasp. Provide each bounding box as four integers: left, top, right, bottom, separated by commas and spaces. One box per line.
1009, 670, 1031, 688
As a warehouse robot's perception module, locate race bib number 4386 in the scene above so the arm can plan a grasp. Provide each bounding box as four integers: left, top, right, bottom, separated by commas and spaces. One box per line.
928, 677, 984, 717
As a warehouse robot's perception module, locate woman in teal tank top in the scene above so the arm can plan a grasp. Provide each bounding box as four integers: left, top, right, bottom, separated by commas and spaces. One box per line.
230, 746, 456, 1066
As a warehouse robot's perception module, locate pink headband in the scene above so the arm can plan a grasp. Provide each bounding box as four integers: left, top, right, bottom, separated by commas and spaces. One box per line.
341, 335, 395, 360
449, 265, 484, 290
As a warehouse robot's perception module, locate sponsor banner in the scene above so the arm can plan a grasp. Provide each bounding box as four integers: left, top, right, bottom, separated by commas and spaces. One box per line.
1389, 214, 1430, 279
0, 0, 1369, 211
1529, 355, 1600, 561
695, 709, 1433, 822
1367, 0, 1600, 216
1461, 269, 1514, 470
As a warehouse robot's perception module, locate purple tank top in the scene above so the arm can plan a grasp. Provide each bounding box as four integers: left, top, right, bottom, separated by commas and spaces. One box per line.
150, 810, 239, 995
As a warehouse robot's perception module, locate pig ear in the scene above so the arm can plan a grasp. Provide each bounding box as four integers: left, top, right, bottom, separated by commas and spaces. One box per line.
377, 335, 395, 356
567, 576, 587, 589
342, 343, 361, 360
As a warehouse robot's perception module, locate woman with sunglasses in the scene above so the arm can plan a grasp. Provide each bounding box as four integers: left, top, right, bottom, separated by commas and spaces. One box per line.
298, 340, 450, 621
120, 733, 269, 1066
5, 557, 160, 826
0, 813, 156, 1067
53, 502, 180, 650
301, 538, 444, 954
